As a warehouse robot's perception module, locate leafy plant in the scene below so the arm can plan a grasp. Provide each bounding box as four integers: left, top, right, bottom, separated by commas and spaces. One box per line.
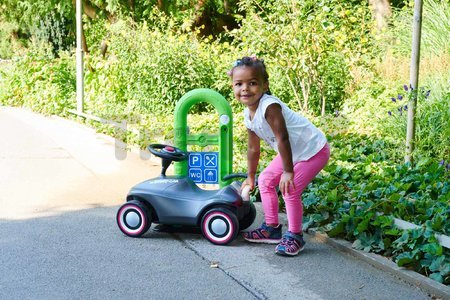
226, 0, 376, 115
393, 226, 450, 284
382, 84, 450, 160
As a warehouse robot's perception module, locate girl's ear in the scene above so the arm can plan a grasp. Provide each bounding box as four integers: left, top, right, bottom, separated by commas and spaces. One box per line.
263, 81, 269, 92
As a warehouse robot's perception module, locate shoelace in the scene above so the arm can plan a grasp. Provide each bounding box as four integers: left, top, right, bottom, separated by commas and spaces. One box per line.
280, 237, 295, 246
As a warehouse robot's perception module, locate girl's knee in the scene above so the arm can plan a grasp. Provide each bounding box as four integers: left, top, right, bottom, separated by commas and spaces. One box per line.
258, 169, 278, 190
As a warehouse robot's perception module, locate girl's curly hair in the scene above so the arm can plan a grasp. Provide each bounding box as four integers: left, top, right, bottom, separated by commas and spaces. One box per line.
228, 56, 269, 83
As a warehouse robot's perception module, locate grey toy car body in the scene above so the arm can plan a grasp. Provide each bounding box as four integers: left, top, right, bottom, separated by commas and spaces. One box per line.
116, 144, 256, 245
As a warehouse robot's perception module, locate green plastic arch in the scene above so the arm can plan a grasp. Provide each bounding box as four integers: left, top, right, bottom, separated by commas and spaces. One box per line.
174, 88, 233, 187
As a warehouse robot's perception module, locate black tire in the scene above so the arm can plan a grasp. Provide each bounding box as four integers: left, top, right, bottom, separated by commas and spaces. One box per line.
201, 207, 239, 245
239, 202, 257, 231
116, 200, 152, 237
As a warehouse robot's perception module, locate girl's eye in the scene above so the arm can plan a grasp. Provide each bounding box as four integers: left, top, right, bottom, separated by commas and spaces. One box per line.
250, 81, 258, 85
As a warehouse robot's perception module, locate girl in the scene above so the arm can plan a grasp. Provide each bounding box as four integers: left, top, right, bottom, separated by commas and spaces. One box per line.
229, 56, 330, 256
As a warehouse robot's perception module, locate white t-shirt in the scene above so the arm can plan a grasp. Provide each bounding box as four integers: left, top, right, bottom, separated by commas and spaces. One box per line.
244, 94, 327, 162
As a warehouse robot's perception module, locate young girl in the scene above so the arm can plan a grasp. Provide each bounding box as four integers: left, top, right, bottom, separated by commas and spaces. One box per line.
229, 56, 330, 256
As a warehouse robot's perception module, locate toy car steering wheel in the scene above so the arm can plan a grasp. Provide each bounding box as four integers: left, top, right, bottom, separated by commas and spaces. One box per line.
148, 144, 188, 177
148, 144, 188, 162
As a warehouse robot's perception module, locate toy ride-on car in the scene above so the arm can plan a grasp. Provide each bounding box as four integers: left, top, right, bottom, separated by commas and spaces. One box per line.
116, 144, 256, 245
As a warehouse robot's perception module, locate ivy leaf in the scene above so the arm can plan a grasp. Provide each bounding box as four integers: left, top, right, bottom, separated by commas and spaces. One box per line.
389, 193, 401, 201
384, 228, 401, 236
429, 256, 445, 272
420, 253, 435, 269
393, 231, 410, 247
396, 252, 415, 267
327, 189, 338, 201
352, 232, 373, 252
303, 193, 321, 207
356, 217, 370, 234
439, 262, 450, 276
372, 215, 393, 228
431, 214, 444, 231
429, 272, 443, 283
422, 243, 443, 256
328, 221, 345, 237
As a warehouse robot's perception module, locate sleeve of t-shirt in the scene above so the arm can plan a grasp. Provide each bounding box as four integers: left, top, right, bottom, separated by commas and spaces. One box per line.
243, 108, 252, 129
260, 95, 282, 118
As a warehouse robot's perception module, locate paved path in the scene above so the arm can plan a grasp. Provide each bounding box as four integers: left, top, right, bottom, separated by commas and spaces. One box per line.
0, 107, 433, 299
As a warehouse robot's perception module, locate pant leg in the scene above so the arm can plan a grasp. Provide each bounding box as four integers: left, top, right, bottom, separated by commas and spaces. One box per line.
284, 143, 330, 233
258, 154, 284, 225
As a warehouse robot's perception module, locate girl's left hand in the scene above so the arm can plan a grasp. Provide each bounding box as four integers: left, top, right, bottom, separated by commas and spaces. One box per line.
280, 171, 295, 196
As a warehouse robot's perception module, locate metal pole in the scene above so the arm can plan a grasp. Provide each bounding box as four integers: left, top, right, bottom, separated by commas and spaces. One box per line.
405, 0, 423, 164
76, 0, 84, 113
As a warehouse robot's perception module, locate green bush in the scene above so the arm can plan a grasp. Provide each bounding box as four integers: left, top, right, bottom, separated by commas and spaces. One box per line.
228, 0, 376, 115
388, 0, 450, 56
0, 20, 16, 59
0, 41, 75, 114
83, 16, 236, 120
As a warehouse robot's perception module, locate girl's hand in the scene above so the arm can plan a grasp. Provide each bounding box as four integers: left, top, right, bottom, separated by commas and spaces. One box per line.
241, 178, 255, 191
279, 171, 295, 196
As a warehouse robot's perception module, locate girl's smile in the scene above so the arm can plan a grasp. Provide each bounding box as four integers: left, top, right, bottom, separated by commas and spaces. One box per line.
232, 66, 269, 109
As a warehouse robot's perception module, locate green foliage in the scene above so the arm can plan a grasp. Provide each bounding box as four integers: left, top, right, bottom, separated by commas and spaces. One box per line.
303, 134, 449, 234
379, 84, 450, 160
228, 0, 376, 115
82, 15, 235, 120
0, 20, 18, 59
393, 227, 450, 284
301, 132, 449, 281
32, 10, 74, 54
0, 41, 75, 114
388, 0, 450, 56
0, 0, 74, 38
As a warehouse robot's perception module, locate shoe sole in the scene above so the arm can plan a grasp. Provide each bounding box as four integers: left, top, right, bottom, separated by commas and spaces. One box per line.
275, 246, 305, 256
244, 238, 282, 244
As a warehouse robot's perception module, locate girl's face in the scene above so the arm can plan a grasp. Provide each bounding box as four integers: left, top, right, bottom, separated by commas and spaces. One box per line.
232, 66, 268, 109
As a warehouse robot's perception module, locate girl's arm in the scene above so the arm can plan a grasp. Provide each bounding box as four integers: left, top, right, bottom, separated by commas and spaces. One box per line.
245, 128, 260, 189
265, 103, 295, 195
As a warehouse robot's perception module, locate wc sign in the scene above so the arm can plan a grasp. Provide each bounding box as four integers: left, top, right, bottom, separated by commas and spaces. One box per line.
188, 152, 218, 184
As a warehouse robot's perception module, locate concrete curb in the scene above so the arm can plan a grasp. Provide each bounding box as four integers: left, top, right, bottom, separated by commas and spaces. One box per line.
306, 229, 450, 299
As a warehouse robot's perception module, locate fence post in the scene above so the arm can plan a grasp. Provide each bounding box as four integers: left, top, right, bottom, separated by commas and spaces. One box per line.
76, 0, 84, 114
405, 0, 423, 164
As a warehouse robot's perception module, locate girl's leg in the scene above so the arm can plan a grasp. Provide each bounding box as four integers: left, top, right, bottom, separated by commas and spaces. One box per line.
284, 144, 330, 233
243, 156, 283, 243
258, 155, 284, 225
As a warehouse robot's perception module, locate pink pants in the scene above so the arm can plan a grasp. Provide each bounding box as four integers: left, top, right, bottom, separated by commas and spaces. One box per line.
258, 143, 330, 233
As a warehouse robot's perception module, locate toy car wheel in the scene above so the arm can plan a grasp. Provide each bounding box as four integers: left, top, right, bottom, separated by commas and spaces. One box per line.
201, 207, 238, 245
239, 202, 257, 231
116, 200, 151, 237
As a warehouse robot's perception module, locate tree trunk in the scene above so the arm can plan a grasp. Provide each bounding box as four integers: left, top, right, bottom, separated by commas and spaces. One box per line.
321, 94, 326, 116
224, 0, 230, 14
128, 0, 135, 20
300, 78, 310, 112
194, 0, 207, 24
82, 0, 97, 19
157, 0, 165, 12
368, 0, 392, 31
82, 29, 89, 53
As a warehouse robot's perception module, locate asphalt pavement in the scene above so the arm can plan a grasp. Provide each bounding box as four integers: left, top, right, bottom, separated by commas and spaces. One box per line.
0, 106, 442, 299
